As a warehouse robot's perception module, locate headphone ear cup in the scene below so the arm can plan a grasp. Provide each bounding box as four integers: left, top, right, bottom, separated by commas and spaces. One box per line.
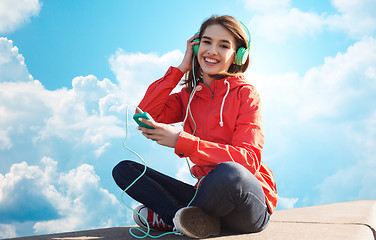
235, 47, 248, 65
192, 39, 200, 56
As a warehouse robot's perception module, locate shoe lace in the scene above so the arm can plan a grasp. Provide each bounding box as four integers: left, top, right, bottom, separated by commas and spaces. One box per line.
172, 218, 183, 235
152, 211, 167, 228
173, 227, 183, 236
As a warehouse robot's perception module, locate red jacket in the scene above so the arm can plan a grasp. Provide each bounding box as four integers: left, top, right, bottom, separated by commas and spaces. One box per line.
138, 67, 278, 214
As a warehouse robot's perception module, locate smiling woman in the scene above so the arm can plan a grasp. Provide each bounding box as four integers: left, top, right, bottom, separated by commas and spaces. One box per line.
112, 15, 277, 239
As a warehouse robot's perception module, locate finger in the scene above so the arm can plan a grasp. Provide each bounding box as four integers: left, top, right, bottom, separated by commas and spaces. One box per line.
189, 36, 200, 54
190, 39, 199, 46
189, 32, 200, 41
142, 118, 157, 128
138, 126, 155, 135
138, 118, 159, 129
187, 35, 199, 49
142, 132, 160, 141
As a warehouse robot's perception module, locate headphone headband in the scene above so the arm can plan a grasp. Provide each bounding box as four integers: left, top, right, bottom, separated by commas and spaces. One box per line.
239, 21, 251, 50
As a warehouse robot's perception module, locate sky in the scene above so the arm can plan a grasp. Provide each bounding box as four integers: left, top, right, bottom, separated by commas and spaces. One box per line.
0, 0, 376, 238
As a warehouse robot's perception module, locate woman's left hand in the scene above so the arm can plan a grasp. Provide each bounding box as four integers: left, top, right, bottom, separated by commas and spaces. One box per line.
137, 118, 181, 148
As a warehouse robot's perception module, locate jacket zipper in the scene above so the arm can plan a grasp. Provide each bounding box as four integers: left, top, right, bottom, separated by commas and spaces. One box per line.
210, 81, 216, 98
203, 82, 216, 137
203, 97, 215, 138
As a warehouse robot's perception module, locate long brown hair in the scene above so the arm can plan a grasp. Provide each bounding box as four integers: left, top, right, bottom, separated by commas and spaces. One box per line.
183, 15, 250, 92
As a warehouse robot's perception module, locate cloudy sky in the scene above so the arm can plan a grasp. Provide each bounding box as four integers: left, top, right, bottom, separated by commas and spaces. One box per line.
1, 0, 376, 238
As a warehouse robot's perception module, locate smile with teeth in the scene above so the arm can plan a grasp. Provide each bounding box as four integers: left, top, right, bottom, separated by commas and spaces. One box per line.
204, 57, 219, 64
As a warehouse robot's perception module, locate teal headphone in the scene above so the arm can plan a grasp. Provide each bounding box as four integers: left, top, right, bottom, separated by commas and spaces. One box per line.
192, 21, 251, 66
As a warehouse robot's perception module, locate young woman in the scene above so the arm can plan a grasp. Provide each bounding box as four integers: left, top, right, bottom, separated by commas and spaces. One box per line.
112, 15, 278, 239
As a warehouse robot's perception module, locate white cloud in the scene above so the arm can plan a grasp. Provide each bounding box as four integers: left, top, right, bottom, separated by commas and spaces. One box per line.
315, 161, 376, 204
0, 159, 60, 223
0, 128, 12, 150
0, 224, 17, 239
278, 197, 299, 209
315, 111, 376, 204
0, 0, 41, 33
0, 39, 136, 156
242, 0, 325, 42
298, 36, 376, 121
0, 78, 126, 157
32, 75, 126, 154
243, 0, 376, 42
250, 8, 324, 42
0, 158, 125, 236
0, 64, 126, 157
327, 0, 376, 37
175, 160, 196, 185
33, 161, 124, 234
250, 37, 376, 123
109, 49, 184, 104
0, 38, 34, 82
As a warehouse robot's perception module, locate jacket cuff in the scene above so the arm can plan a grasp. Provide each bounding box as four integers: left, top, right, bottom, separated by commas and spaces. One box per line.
175, 131, 198, 158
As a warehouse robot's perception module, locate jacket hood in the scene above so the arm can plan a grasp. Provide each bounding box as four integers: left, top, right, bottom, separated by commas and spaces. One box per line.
203, 74, 251, 90
218, 74, 251, 89
193, 74, 251, 99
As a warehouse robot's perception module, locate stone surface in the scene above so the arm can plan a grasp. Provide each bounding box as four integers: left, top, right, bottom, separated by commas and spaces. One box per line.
4, 200, 376, 240
271, 200, 376, 227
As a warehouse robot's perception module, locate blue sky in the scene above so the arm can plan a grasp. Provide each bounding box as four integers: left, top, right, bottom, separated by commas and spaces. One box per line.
1, 0, 376, 238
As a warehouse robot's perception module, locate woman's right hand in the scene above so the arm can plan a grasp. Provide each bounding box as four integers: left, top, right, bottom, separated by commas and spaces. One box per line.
177, 33, 200, 74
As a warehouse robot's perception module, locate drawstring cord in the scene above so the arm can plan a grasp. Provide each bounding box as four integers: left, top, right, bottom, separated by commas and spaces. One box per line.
219, 80, 230, 127
183, 86, 198, 129
182, 57, 198, 135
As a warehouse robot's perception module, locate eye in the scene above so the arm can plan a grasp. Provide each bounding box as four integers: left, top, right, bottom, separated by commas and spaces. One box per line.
220, 44, 230, 49
202, 40, 211, 45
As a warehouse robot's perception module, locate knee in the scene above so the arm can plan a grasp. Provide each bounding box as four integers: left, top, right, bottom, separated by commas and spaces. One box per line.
112, 160, 135, 181
207, 162, 262, 194
213, 162, 250, 183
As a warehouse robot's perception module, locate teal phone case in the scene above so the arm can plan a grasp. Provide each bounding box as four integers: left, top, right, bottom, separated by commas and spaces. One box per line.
133, 112, 155, 129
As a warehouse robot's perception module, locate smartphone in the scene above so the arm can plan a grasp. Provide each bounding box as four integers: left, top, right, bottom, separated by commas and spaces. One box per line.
133, 112, 155, 129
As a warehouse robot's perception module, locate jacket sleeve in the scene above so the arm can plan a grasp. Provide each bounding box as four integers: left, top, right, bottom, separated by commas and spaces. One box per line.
174, 86, 264, 175
137, 67, 185, 124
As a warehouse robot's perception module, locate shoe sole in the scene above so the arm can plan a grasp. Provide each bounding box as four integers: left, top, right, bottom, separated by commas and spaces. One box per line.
174, 207, 220, 239
133, 205, 148, 231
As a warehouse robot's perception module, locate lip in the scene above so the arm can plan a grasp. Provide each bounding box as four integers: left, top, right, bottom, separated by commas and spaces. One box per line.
203, 56, 220, 65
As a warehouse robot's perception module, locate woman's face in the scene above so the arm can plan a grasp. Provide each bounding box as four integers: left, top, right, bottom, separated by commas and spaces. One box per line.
197, 24, 237, 81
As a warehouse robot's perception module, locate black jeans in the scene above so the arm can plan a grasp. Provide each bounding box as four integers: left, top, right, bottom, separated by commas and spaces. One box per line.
112, 160, 270, 233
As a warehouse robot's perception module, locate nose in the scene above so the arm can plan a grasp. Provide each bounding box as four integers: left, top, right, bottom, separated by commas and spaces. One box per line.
207, 45, 218, 55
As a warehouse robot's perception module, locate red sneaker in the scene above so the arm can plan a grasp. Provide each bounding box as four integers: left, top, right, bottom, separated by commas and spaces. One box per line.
133, 205, 173, 231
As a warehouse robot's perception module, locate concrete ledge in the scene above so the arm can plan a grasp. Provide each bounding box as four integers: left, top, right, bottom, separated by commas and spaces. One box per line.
271, 200, 376, 227
4, 200, 376, 240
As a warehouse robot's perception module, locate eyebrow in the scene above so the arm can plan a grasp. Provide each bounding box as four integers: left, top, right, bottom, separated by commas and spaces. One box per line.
202, 36, 231, 44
